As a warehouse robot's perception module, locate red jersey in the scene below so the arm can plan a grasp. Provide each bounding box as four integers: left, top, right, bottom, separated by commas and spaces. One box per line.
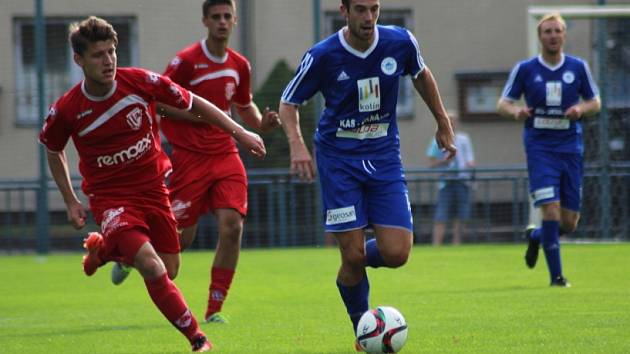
39, 67, 192, 197
161, 41, 253, 155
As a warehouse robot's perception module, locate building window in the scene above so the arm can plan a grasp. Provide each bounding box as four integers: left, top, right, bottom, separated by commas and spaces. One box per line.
324, 10, 415, 118
13, 16, 137, 126
455, 71, 509, 121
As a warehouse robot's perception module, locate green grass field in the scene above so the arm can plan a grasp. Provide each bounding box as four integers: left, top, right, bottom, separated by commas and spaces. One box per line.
1, 243, 629, 353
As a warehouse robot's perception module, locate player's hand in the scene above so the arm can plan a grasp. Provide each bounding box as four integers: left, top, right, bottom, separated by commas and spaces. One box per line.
67, 199, 87, 230
564, 105, 582, 120
289, 143, 315, 183
260, 107, 281, 133
514, 106, 532, 121
435, 121, 457, 161
235, 129, 267, 158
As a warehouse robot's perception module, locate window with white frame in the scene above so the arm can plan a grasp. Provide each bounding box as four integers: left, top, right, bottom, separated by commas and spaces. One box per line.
324, 10, 415, 118
13, 16, 137, 126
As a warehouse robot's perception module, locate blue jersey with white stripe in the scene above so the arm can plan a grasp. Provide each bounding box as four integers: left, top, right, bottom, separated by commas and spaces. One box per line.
282, 25, 425, 159
502, 54, 599, 154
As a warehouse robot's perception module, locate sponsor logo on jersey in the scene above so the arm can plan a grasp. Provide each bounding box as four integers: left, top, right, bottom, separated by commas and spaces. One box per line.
562, 71, 575, 84
171, 199, 192, 220
96, 133, 152, 167
77, 109, 93, 120
147, 71, 160, 84
194, 63, 209, 69
381, 57, 397, 75
126, 107, 143, 130
48, 106, 57, 117
336, 123, 389, 140
532, 186, 555, 202
545, 81, 562, 106
326, 206, 357, 225
534, 75, 543, 83
337, 71, 350, 81
357, 77, 380, 112
101, 207, 129, 236
225, 82, 236, 101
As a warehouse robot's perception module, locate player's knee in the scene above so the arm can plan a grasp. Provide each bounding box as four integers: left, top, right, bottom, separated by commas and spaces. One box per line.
342, 249, 366, 269
135, 255, 166, 279
560, 221, 578, 234
221, 218, 243, 239
382, 251, 409, 268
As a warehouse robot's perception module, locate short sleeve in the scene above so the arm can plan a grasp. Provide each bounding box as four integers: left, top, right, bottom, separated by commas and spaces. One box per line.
281, 50, 322, 105
578, 60, 599, 100
501, 62, 525, 101
38, 103, 72, 152
163, 55, 193, 89
405, 30, 426, 78
232, 59, 253, 107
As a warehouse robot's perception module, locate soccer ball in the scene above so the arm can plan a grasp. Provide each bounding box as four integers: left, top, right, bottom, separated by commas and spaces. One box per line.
356, 306, 408, 353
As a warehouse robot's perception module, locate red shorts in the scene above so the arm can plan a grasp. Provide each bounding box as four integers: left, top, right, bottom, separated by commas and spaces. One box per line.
89, 185, 180, 265
167, 149, 248, 228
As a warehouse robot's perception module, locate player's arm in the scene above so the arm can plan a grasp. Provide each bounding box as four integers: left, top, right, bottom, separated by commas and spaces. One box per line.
412, 67, 456, 159
157, 94, 266, 158
278, 102, 315, 182
565, 97, 601, 120
497, 98, 532, 121
46, 150, 86, 229
235, 102, 281, 133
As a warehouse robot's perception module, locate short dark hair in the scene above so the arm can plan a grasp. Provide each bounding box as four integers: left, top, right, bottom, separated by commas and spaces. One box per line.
202, 0, 235, 17
341, 0, 350, 8
69, 16, 118, 56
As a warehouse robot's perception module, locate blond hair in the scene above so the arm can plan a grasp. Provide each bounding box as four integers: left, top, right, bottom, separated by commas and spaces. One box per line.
537, 13, 566, 36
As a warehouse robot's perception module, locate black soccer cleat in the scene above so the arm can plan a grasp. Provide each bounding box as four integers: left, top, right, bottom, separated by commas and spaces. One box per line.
550, 276, 571, 288
524, 226, 540, 269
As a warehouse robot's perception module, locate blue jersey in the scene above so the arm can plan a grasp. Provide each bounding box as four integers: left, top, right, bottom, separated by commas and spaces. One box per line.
282, 25, 425, 160
502, 54, 599, 154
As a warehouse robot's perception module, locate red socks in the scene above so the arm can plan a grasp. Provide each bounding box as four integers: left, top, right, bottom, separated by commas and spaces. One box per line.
145, 273, 203, 343
206, 267, 235, 317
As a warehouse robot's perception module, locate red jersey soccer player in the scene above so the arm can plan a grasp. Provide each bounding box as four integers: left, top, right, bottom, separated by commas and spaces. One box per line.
39, 16, 265, 352
158, 0, 279, 324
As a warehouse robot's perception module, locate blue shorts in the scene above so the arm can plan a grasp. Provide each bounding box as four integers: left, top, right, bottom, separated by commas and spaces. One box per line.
527, 150, 583, 211
433, 182, 471, 222
316, 151, 413, 233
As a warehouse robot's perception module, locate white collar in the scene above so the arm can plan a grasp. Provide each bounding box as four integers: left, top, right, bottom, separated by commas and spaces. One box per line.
81, 80, 117, 102
201, 39, 228, 63
338, 26, 379, 59
537, 53, 565, 71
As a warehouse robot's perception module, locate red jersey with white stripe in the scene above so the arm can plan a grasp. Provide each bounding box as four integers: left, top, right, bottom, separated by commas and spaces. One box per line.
39, 67, 192, 196
161, 41, 253, 155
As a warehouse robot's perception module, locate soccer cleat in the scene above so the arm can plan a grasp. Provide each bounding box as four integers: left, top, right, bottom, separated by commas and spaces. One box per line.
550, 276, 571, 288
82, 232, 104, 276
205, 312, 228, 324
191, 334, 212, 352
524, 225, 540, 269
111, 262, 132, 285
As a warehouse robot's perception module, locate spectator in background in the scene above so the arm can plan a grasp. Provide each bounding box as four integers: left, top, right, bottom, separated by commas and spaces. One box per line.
426, 112, 475, 245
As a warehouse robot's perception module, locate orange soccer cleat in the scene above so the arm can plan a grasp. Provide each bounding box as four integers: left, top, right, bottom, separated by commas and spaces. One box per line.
82, 232, 104, 276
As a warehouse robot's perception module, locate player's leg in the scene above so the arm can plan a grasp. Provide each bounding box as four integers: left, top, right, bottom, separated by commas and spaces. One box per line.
372, 226, 413, 268
334, 229, 370, 333
202, 154, 248, 323
316, 151, 371, 334
126, 233, 210, 350
205, 208, 244, 323
559, 152, 583, 236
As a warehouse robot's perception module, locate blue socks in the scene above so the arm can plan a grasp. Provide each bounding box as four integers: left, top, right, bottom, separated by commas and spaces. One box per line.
365, 238, 385, 268
337, 275, 370, 333
540, 220, 562, 282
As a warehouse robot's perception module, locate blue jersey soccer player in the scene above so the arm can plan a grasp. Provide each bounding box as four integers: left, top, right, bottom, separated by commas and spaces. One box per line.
279, 0, 456, 347
498, 13, 601, 287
